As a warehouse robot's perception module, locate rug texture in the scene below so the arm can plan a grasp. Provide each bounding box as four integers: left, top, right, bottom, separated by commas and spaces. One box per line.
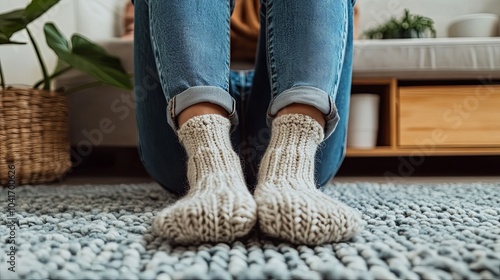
1, 182, 499, 280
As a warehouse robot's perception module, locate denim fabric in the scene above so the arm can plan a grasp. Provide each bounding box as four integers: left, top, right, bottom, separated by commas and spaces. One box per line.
134, 0, 355, 194
262, 0, 349, 138
146, 0, 238, 131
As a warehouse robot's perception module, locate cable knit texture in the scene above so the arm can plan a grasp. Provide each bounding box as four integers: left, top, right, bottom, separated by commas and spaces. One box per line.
254, 114, 362, 245
152, 114, 257, 244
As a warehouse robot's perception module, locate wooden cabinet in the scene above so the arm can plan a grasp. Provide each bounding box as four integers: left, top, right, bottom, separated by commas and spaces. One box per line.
399, 85, 500, 147
346, 79, 500, 157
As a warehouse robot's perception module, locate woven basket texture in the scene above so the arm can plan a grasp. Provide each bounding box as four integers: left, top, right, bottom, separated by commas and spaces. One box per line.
0, 88, 71, 185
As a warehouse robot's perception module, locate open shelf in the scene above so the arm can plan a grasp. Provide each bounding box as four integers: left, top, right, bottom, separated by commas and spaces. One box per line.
347, 78, 397, 155
346, 147, 500, 157
346, 78, 500, 157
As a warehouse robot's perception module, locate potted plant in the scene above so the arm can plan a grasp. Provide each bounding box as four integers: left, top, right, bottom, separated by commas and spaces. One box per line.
0, 0, 133, 185
364, 9, 437, 39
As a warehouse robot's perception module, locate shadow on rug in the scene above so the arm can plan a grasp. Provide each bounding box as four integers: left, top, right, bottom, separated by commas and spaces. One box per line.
1, 182, 499, 279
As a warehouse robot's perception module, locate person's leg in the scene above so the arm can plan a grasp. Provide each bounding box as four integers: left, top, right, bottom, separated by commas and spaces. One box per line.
134, 0, 188, 196
252, 0, 362, 245
134, 0, 256, 244
244, 0, 353, 188
316, 0, 355, 186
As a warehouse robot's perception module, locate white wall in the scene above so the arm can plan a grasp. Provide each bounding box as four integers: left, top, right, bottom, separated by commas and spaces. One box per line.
74, 0, 127, 41
0, 0, 77, 86
2, 0, 500, 85
0, 0, 126, 87
357, 0, 500, 38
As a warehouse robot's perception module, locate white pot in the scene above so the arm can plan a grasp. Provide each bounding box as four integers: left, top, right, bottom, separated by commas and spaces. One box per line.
347, 94, 380, 149
448, 13, 499, 37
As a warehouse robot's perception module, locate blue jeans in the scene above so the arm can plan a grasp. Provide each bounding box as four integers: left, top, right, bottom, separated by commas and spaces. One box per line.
134, 0, 355, 195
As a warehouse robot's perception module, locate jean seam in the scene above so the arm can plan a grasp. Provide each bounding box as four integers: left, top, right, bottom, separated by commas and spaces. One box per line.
267, 96, 276, 119
265, 0, 277, 123
228, 100, 236, 119
224, 0, 231, 91
148, 2, 170, 104
330, 0, 348, 110
265, 0, 277, 97
169, 96, 177, 130
148, 0, 176, 131
326, 96, 336, 121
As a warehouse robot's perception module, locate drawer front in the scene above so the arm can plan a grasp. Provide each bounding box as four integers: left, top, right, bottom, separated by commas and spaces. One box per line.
398, 85, 500, 147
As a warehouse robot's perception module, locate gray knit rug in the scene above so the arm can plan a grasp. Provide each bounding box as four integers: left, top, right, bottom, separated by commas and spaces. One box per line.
1, 182, 499, 280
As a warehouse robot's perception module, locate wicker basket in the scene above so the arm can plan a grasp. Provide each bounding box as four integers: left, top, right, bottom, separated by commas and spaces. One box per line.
0, 87, 72, 185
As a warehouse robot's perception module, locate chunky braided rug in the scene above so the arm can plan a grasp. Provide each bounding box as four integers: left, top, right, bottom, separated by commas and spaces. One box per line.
1, 182, 499, 280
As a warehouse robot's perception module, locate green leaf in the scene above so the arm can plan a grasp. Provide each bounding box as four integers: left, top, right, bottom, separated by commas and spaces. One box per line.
44, 23, 133, 90
0, 0, 59, 39
24, 0, 60, 22
0, 34, 25, 45
0, 9, 25, 38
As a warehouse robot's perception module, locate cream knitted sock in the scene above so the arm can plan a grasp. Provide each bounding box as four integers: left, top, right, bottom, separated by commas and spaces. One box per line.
152, 114, 257, 244
254, 114, 362, 245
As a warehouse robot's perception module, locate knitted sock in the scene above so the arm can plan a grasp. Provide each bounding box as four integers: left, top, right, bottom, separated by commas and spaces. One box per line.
254, 114, 362, 245
152, 114, 257, 244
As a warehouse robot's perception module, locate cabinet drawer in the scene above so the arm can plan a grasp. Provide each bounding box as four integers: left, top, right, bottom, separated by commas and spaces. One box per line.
398, 85, 500, 147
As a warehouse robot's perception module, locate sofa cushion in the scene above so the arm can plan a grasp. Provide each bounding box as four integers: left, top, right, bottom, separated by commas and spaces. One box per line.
353, 38, 500, 79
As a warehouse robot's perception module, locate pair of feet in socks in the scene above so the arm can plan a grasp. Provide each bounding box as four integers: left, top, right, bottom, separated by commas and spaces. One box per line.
152, 113, 362, 245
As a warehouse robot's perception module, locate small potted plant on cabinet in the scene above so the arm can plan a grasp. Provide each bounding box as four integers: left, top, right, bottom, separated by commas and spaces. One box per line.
364, 9, 437, 39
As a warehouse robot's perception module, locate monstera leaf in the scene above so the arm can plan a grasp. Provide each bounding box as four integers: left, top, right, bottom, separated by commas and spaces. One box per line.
0, 34, 25, 45
44, 23, 133, 90
0, 0, 60, 40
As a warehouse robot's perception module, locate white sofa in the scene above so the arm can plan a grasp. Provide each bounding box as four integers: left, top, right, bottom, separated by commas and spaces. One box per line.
355, 0, 500, 80
1, 0, 500, 147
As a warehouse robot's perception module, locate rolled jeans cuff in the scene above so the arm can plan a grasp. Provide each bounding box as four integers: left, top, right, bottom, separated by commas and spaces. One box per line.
166, 86, 239, 132
267, 86, 339, 139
